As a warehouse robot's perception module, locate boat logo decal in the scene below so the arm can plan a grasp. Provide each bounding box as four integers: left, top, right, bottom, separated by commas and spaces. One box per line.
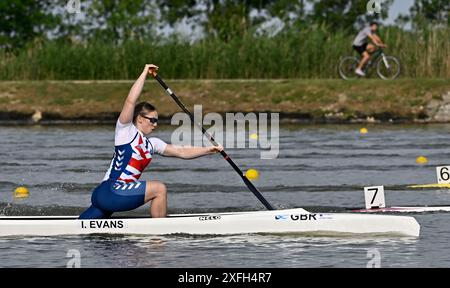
317, 214, 333, 220
199, 215, 221, 221
275, 215, 289, 220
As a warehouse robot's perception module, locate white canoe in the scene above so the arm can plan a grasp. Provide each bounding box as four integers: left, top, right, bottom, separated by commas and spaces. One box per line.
351, 206, 450, 213
0, 208, 420, 237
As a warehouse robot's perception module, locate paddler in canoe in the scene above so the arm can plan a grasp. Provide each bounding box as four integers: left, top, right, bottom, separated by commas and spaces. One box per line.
79, 64, 223, 219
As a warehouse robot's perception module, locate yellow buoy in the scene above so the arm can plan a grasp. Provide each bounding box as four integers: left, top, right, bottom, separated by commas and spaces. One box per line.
360, 127, 368, 134
249, 133, 258, 140
245, 169, 259, 181
416, 156, 428, 165
14, 186, 29, 198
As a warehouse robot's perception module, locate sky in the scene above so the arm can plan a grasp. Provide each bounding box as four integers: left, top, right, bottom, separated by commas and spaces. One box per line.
386, 0, 415, 24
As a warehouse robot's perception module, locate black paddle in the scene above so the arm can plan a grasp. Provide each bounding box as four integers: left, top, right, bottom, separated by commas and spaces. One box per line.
152, 74, 275, 210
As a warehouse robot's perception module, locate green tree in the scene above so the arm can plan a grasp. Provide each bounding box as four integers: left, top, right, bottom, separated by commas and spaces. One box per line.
266, 0, 308, 29
0, 0, 60, 49
307, 0, 393, 32
156, 0, 394, 40
398, 0, 449, 28
84, 0, 157, 43
157, 0, 285, 42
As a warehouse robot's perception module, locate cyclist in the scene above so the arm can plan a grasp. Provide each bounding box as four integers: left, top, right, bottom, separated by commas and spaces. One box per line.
352, 22, 386, 77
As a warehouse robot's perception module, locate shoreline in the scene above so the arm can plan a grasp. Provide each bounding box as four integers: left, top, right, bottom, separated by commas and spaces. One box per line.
1, 79, 449, 124
0, 112, 439, 125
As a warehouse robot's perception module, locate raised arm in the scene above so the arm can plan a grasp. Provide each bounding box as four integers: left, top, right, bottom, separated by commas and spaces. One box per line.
163, 144, 223, 159
118, 64, 159, 124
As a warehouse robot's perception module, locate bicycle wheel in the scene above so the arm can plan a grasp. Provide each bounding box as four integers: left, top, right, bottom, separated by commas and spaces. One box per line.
338, 56, 359, 80
376, 55, 401, 80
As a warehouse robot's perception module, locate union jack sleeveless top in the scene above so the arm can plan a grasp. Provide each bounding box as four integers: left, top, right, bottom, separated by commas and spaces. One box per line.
103, 120, 167, 183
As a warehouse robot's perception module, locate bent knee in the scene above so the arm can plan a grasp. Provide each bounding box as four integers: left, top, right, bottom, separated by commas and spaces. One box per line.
149, 181, 167, 197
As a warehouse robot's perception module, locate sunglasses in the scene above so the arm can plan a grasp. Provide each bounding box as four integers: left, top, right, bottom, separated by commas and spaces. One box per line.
140, 114, 158, 124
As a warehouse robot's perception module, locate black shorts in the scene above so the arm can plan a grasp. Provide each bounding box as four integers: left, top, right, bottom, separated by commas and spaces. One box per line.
353, 43, 368, 55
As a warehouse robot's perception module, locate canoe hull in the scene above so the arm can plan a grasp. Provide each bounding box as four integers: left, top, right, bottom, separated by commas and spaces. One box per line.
0, 208, 420, 237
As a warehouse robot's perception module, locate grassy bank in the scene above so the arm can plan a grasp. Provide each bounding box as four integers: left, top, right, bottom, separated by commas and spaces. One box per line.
1, 79, 449, 123
0, 27, 449, 80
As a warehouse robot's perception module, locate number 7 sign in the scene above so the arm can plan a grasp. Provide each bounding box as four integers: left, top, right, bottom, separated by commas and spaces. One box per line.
364, 186, 386, 209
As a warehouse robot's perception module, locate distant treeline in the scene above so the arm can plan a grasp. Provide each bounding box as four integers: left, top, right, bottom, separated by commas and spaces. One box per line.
1, 26, 448, 79
0, 0, 448, 79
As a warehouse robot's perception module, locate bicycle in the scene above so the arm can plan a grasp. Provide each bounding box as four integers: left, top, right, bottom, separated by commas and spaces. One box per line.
338, 49, 401, 80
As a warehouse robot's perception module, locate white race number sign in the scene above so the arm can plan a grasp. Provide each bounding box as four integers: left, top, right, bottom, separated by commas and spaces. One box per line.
436, 166, 450, 184
364, 186, 386, 209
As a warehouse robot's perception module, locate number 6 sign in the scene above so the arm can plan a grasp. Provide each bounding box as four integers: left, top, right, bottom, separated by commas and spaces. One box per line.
436, 166, 450, 184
